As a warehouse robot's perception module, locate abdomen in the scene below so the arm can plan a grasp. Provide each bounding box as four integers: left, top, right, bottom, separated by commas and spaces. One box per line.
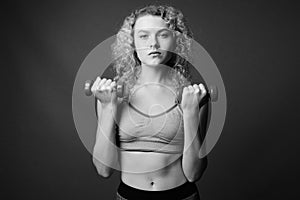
120, 151, 188, 191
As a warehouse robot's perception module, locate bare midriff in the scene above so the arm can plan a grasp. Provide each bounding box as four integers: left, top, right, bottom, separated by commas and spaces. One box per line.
119, 151, 188, 191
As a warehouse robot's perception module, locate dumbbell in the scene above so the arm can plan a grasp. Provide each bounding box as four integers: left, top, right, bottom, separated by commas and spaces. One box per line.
84, 79, 218, 102
84, 79, 126, 98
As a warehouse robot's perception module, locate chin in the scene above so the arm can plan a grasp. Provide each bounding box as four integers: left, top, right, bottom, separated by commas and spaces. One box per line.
145, 56, 171, 66
143, 63, 160, 67
145, 60, 165, 67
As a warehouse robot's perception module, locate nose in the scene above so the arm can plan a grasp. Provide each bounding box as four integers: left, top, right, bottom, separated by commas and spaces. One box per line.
149, 36, 159, 49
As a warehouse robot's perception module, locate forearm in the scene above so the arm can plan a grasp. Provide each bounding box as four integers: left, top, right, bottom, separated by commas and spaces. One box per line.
92, 104, 119, 178
182, 108, 208, 182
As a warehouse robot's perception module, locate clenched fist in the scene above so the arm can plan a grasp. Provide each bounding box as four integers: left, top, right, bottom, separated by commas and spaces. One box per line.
181, 83, 207, 112
91, 77, 118, 106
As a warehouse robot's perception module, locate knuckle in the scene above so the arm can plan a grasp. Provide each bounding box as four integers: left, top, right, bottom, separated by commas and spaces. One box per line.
99, 85, 104, 91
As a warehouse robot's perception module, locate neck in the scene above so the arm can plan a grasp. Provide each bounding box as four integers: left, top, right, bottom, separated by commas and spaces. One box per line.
137, 63, 171, 85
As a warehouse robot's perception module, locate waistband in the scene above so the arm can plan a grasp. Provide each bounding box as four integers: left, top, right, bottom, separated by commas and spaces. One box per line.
119, 138, 184, 154
117, 180, 198, 200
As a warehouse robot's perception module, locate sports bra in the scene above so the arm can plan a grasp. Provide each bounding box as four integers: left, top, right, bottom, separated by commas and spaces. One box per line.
115, 83, 185, 154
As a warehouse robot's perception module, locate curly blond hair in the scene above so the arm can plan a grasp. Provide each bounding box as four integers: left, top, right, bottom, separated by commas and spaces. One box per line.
111, 4, 193, 96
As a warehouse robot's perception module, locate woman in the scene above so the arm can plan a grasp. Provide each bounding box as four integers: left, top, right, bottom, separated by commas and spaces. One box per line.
91, 5, 209, 200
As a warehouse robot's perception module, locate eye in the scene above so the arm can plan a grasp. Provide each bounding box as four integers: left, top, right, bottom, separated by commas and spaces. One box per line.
139, 35, 148, 39
159, 32, 170, 38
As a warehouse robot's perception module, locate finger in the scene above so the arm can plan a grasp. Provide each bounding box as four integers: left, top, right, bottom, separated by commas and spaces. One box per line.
188, 85, 194, 93
193, 84, 200, 94
110, 81, 117, 91
91, 77, 101, 93
98, 78, 107, 90
183, 86, 188, 93
98, 78, 106, 89
104, 79, 112, 87
102, 79, 112, 91
199, 84, 207, 96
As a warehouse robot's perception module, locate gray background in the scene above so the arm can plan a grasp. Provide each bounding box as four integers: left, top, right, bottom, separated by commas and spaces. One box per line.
4, 0, 299, 199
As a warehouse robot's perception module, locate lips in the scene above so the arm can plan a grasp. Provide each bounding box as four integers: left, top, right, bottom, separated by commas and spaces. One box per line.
148, 51, 161, 55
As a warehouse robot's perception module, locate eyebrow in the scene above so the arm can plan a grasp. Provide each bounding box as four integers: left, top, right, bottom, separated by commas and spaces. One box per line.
137, 28, 171, 34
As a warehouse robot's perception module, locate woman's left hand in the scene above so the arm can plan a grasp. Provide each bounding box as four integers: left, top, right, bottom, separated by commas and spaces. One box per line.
181, 83, 207, 113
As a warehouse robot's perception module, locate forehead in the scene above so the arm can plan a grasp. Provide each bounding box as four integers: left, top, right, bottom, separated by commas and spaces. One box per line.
134, 15, 169, 31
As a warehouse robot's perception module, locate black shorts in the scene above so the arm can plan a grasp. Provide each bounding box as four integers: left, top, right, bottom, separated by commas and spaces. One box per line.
116, 180, 200, 200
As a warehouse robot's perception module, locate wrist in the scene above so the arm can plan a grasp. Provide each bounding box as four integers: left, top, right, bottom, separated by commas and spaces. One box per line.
100, 103, 117, 116
182, 108, 199, 116
101, 102, 117, 109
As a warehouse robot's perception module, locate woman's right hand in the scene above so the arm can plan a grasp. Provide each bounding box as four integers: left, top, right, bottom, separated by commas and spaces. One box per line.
91, 77, 117, 107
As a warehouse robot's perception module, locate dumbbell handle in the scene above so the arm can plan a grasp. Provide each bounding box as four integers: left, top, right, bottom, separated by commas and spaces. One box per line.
84, 80, 125, 97
84, 80, 218, 102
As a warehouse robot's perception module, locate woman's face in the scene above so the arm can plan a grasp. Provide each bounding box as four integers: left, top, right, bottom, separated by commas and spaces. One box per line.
133, 15, 176, 66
